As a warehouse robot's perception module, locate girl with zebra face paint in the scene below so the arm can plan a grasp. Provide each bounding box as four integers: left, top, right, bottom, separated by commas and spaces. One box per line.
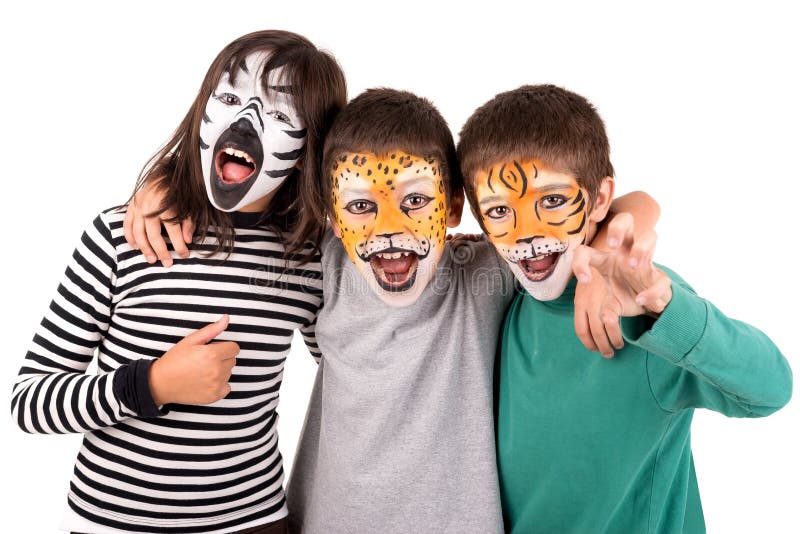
475, 159, 613, 301
12, 30, 346, 534
200, 51, 306, 212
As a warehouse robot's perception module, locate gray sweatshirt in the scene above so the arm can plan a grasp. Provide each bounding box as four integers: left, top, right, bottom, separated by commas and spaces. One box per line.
287, 232, 515, 533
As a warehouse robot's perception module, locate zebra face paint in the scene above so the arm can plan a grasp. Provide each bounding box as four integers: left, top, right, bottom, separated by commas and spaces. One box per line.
199, 51, 306, 212
331, 151, 447, 307
475, 160, 588, 301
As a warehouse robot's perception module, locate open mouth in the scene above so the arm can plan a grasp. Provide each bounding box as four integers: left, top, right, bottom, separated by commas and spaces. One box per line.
369, 249, 420, 292
518, 251, 561, 282
214, 147, 256, 185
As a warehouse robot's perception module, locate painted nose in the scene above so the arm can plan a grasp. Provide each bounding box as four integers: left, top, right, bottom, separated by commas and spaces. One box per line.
230, 117, 258, 138
516, 235, 545, 244
378, 232, 402, 239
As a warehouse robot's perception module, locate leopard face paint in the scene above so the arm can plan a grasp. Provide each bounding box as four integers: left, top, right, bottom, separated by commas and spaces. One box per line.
199, 51, 307, 212
331, 151, 447, 307
475, 160, 587, 301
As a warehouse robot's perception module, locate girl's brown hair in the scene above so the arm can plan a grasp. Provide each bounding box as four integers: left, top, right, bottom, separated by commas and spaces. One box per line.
132, 30, 347, 261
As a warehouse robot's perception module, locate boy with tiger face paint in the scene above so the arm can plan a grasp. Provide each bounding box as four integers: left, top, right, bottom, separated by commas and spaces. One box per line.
475, 161, 594, 301
458, 84, 792, 534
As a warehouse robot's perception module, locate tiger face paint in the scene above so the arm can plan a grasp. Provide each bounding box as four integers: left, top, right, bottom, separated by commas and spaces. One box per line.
199, 51, 306, 212
331, 151, 447, 307
475, 160, 588, 301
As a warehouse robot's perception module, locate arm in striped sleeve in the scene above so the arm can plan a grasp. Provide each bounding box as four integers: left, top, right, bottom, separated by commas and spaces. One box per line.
10, 211, 162, 434
299, 301, 322, 364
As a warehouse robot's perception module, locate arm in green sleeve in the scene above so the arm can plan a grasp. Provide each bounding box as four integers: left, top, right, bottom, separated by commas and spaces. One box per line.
620, 267, 792, 417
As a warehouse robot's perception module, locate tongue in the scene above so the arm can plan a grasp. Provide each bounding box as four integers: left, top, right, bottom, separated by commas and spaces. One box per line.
374, 255, 414, 274
221, 161, 254, 183
523, 254, 557, 272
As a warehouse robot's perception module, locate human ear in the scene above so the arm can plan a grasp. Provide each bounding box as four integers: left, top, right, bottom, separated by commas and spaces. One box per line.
329, 214, 343, 238
446, 187, 465, 228
588, 177, 615, 223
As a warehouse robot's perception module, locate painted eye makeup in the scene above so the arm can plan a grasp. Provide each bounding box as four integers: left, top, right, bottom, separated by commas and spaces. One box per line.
344, 200, 377, 215
401, 194, 433, 211
541, 195, 567, 209
485, 206, 512, 220
268, 110, 294, 126
215, 92, 241, 106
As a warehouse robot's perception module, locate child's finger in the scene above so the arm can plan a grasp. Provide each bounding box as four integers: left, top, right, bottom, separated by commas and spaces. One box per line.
606, 212, 634, 252
572, 245, 607, 283
601, 308, 625, 350
182, 218, 196, 245
629, 229, 657, 269
133, 215, 156, 263
589, 309, 615, 358
574, 310, 599, 353
123, 203, 138, 249
146, 216, 172, 267
181, 315, 230, 346
635, 275, 673, 314
166, 221, 188, 260
162, 207, 188, 259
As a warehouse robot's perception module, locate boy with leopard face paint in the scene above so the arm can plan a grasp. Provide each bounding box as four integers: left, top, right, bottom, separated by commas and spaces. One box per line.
458, 85, 793, 533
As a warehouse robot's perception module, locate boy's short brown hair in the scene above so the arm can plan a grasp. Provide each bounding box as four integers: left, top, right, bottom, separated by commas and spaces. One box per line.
458, 84, 614, 210
322, 88, 462, 212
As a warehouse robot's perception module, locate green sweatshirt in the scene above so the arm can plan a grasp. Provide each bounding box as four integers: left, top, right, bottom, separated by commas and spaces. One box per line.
496, 267, 792, 534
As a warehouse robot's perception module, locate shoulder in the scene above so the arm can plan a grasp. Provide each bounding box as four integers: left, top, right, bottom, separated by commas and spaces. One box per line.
320, 227, 347, 266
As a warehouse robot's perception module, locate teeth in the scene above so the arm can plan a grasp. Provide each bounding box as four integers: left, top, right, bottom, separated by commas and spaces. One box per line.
223, 147, 253, 164
376, 252, 407, 259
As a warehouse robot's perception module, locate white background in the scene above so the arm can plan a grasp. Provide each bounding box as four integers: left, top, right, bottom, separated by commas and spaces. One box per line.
1, 1, 798, 532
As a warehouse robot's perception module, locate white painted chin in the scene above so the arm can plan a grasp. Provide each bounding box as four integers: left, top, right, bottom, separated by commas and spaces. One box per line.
508, 246, 576, 301
357, 249, 441, 307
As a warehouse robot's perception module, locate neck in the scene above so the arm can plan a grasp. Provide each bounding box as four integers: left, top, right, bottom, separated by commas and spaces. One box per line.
238, 189, 277, 213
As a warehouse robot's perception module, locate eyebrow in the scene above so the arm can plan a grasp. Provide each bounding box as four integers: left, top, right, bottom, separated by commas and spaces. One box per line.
269, 85, 295, 94
338, 187, 375, 199
478, 183, 574, 205
393, 175, 437, 188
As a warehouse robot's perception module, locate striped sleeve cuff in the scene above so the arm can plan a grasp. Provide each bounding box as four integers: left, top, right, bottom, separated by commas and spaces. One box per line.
112, 359, 167, 418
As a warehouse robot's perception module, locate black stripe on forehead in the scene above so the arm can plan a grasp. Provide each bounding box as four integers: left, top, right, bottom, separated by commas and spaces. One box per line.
239, 58, 249, 74
513, 160, 529, 198
486, 168, 495, 193
498, 164, 517, 192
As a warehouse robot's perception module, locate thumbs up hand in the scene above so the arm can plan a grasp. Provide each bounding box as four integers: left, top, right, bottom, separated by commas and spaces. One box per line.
148, 315, 239, 406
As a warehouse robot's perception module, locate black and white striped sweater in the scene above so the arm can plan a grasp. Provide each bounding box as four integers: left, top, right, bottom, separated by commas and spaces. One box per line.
11, 207, 322, 533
